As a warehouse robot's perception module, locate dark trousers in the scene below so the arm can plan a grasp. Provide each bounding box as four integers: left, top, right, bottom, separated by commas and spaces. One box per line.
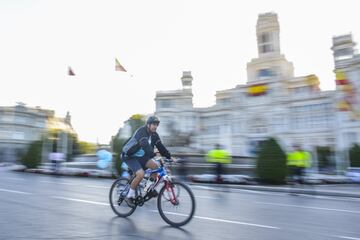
215, 163, 224, 183
289, 166, 305, 184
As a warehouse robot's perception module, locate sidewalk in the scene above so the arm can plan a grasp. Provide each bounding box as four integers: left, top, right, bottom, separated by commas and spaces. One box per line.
4, 164, 360, 198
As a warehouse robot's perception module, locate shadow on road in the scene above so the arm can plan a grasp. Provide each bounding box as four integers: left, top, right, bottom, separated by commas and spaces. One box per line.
107, 216, 194, 239
108, 216, 138, 236
157, 225, 194, 240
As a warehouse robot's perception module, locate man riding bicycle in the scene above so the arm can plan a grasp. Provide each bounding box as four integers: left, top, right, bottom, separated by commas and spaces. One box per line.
121, 115, 172, 207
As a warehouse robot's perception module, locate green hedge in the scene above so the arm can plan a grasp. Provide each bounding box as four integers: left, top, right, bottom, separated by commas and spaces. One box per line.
317, 146, 331, 169
256, 138, 287, 184
21, 140, 43, 169
112, 137, 128, 176
349, 144, 360, 167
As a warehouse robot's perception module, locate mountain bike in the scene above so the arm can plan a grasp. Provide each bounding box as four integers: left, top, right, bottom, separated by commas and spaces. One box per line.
109, 157, 196, 227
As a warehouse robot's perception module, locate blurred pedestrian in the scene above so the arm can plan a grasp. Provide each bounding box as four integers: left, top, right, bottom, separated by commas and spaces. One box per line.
287, 144, 311, 185
206, 144, 232, 183
50, 152, 64, 174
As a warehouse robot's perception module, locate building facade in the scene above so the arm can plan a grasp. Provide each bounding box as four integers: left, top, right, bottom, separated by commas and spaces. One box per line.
0, 103, 76, 162
331, 33, 360, 169
155, 12, 360, 170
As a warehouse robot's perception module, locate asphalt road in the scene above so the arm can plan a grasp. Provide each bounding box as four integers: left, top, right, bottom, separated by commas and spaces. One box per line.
1, 169, 360, 240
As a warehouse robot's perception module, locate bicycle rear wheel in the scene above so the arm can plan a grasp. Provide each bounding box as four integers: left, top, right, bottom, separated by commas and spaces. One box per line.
109, 178, 136, 217
157, 181, 195, 227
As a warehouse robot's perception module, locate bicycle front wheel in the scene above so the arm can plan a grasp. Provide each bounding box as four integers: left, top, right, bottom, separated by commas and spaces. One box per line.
157, 181, 196, 227
109, 178, 136, 217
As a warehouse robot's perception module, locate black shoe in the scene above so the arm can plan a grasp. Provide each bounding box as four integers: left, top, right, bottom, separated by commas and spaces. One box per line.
124, 197, 136, 208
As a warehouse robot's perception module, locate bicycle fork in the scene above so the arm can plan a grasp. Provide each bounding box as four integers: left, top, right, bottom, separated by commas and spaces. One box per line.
165, 181, 179, 205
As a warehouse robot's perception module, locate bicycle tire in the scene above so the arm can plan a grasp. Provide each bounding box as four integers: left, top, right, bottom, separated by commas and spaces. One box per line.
157, 181, 196, 227
109, 178, 136, 217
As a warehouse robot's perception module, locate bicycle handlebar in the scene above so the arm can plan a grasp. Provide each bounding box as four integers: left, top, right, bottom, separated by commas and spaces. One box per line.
153, 156, 179, 166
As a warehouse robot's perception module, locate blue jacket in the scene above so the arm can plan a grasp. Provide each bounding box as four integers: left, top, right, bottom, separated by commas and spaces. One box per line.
122, 125, 171, 159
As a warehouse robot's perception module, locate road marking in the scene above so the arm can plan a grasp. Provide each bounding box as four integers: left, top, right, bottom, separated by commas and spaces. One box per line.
40, 180, 75, 185
52, 195, 278, 230
256, 202, 360, 214
307, 195, 360, 202
237, 189, 284, 196
338, 236, 360, 240
192, 185, 286, 197
0, 188, 31, 195
39, 181, 109, 189
85, 185, 109, 189
194, 215, 279, 229
2, 177, 26, 181
196, 195, 219, 199
52, 196, 109, 206
192, 186, 216, 191
149, 210, 279, 229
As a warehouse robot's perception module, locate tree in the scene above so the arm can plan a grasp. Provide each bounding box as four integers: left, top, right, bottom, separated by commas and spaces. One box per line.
349, 144, 360, 167
256, 137, 287, 184
21, 140, 43, 169
111, 136, 127, 175
76, 141, 97, 154
128, 114, 146, 134
110, 113, 146, 175
317, 146, 331, 169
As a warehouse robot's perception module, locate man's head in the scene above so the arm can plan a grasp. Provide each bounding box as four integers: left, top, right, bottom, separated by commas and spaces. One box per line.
146, 115, 160, 133
293, 144, 301, 151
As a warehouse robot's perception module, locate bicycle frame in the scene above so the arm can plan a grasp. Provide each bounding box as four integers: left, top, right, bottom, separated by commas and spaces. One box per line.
126, 160, 176, 206
110, 157, 195, 227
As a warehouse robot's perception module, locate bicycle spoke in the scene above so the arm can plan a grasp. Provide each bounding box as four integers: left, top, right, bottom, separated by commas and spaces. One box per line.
157, 182, 195, 227
109, 178, 136, 217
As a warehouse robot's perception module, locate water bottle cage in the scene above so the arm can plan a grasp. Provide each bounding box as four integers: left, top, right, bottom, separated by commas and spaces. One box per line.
144, 178, 155, 192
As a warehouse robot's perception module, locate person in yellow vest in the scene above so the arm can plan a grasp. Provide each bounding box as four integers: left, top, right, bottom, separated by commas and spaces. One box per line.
287, 144, 311, 184
206, 144, 232, 183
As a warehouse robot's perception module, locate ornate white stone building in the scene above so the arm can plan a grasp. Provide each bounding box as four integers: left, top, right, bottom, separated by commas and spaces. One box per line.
331, 33, 360, 168
155, 12, 360, 170
0, 103, 76, 162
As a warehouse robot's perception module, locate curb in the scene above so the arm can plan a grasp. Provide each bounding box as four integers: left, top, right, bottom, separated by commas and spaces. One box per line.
9, 167, 360, 198
13, 167, 116, 179
188, 182, 360, 198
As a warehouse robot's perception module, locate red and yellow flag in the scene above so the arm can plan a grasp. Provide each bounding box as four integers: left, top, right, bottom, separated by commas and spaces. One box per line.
335, 70, 360, 118
335, 70, 349, 85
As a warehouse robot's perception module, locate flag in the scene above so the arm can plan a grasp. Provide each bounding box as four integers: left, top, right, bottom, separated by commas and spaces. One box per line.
335, 69, 360, 117
336, 79, 349, 85
305, 75, 320, 91
68, 66, 75, 76
336, 100, 351, 111
350, 111, 360, 121
247, 83, 268, 96
335, 70, 349, 85
335, 70, 346, 81
115, 58, 127, 72
305, 75, 319, 86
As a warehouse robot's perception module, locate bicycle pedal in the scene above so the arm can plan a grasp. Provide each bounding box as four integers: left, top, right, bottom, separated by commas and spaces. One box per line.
124, 197, 136, 208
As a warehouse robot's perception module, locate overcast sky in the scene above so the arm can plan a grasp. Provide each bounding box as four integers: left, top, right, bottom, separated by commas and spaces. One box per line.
0, 0, 359, 143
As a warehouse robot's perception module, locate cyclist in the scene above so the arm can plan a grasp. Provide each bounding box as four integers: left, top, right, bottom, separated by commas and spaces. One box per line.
121, 115, 172, 207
